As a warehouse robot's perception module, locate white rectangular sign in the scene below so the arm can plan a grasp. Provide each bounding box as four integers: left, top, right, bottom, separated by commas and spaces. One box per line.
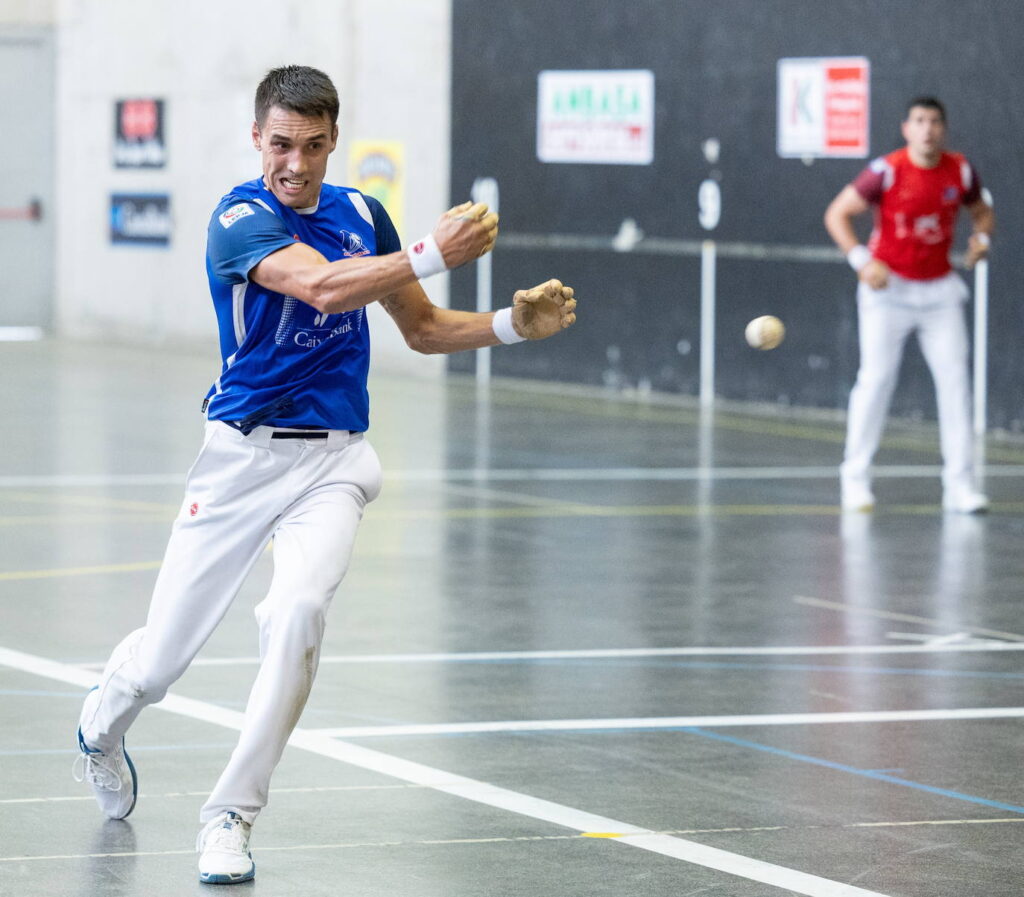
537, 69, 655, 165
777, 57, 870, 158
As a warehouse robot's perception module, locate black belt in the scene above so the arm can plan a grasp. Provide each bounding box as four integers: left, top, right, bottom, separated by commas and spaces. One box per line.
271, 430, 329, 440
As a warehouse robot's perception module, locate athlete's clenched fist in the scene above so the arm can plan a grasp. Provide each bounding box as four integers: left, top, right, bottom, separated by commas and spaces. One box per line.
511, 279, 577, 340
432, 201, 499, 269
446, 201, 499, 255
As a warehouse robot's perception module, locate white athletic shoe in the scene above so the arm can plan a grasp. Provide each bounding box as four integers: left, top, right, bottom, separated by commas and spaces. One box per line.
841, 478, 875, 512
943, 486, 989, 514
72, 728, 138, 820
197, 812, 255, 884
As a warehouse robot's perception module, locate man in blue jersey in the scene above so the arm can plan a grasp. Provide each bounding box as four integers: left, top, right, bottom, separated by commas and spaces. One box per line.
73, 65, 577, 885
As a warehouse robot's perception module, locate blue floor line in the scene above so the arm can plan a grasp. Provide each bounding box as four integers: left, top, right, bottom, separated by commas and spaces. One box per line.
682, 726, 1024, 815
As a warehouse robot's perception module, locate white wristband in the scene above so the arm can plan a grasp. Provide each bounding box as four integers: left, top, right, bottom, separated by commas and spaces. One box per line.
492, 306, 526, 345
972, 232, 991, 247
407, 234, 447, 279
847, 245, 872, 272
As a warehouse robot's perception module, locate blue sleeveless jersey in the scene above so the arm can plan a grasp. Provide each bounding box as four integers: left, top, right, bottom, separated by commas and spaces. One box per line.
203, 178, 400, 432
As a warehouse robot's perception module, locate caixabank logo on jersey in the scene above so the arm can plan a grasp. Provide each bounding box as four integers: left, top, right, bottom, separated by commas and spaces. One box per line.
110, 194, 172, 247
114, 98, 167, 168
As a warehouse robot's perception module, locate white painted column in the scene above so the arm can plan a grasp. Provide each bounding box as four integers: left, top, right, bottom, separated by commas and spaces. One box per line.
471, 176, 499, 386
699, 239, 717, 409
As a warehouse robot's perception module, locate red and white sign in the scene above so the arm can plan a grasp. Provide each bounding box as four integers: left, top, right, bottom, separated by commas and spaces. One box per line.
777, 57, 869, 158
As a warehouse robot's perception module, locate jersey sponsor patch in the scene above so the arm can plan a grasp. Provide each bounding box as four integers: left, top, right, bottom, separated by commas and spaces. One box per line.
339, 229, 370, 257
219, 202, 255, 229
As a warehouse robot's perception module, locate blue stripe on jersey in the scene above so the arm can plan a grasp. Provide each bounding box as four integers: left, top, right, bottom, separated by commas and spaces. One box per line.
203, 178, 400, 432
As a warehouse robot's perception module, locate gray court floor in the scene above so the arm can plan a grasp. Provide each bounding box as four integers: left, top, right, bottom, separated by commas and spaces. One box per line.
2, 339, 1024, 897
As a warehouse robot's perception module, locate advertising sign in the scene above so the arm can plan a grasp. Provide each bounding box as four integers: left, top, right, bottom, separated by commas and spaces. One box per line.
537, 70, 655, 165
777, 57, 870, 158
348, 140, 405, 238
114, 98, 167, 168
110, 193, 172, 247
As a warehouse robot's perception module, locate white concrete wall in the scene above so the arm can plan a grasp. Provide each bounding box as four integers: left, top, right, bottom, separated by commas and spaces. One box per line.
54, 0, 450, 374
0, 0, 55, 25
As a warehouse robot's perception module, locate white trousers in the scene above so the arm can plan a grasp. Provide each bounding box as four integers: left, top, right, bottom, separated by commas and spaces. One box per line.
842, 271, 974, 489
79, 422, 382, 824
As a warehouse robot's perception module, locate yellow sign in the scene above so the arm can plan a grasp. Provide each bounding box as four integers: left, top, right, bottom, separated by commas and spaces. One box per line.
348, 140, 405, 239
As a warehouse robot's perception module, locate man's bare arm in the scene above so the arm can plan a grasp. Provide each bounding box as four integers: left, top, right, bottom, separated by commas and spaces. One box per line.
381, 279, 577, 355
824, 185, 889, 289
964, 198, 995, 269
249, 202, 498, 315
824, 185, 870, 254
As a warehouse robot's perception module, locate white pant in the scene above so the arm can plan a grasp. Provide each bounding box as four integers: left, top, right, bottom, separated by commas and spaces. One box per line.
842, 271, 974, 489
79, 421, 382, 824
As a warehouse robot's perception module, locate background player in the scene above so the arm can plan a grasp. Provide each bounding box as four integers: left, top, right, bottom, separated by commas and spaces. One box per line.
824, 96, 994, 513
73, 64, 577, 885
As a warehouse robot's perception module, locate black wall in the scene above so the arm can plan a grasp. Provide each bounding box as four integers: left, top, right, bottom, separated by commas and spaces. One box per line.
449, 0, 1024, 431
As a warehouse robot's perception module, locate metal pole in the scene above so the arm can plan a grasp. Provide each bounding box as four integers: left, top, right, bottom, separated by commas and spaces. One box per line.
973, 258, 989, 436
700, 239, 717, 409
471, 177, 499, 386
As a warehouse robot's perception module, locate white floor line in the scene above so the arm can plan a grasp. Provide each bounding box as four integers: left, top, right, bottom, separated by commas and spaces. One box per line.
168, 641, 1024, 668
794, 596, 1024, 643
4, 816, 1022, 865
0, 783, 424, 806
444, 481, 597, 510
0, 645, 891, 897
308, 706, 1024, 738
3, 463, 1023, 488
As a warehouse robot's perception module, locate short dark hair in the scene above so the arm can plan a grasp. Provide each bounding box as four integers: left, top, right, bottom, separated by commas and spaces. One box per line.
255, 66, 339, 127
904, 96, 946, 123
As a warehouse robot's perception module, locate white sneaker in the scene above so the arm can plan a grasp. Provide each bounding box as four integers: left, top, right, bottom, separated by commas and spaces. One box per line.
943, 487, 989, 514
197, 812, 255, 884
72, 728, 138, 820
841, 478, 875, 512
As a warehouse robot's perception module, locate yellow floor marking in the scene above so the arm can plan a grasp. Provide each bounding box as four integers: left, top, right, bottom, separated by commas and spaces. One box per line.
365, 501, 1022, 521
0, 544, 277, 581
474, 385, 1024, 461
0, 560, 163, 581
0, 513, 171, 526
1, 491, 176, 512
3, 818, 1020, 863
2, 495, 1022, 537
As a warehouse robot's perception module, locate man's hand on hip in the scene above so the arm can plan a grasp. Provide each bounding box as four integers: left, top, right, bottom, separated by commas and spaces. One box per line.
511, 279, 577, 340
964, 232, 991, 269
858, 258, 890, 290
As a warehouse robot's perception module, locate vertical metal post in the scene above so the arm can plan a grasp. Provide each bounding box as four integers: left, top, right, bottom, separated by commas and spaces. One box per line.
700, 239, 717, 409
471, 177, 499, 386
972, 258, 989, 436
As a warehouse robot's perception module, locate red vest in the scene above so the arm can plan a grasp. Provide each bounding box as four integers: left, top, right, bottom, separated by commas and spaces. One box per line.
854, 148, 979, 280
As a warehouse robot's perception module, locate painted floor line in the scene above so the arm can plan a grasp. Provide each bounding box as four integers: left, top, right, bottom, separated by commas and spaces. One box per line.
0, 783, 425, 806
795, 595, 1024, 642
0, 645, 891, 897
684, 727, 1024, 816
0, 560, 163, 582
2, 463, 1023, 488
307, 706, 1024, 739
5, 817, 1022, 865
164, 641, 1024, 668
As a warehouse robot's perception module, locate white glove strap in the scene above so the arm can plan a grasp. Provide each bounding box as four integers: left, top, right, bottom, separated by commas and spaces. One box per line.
492, 307, 526, 345
407, 234, 447, 279
847, 245, 872, 272
973, 232, 991, 247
